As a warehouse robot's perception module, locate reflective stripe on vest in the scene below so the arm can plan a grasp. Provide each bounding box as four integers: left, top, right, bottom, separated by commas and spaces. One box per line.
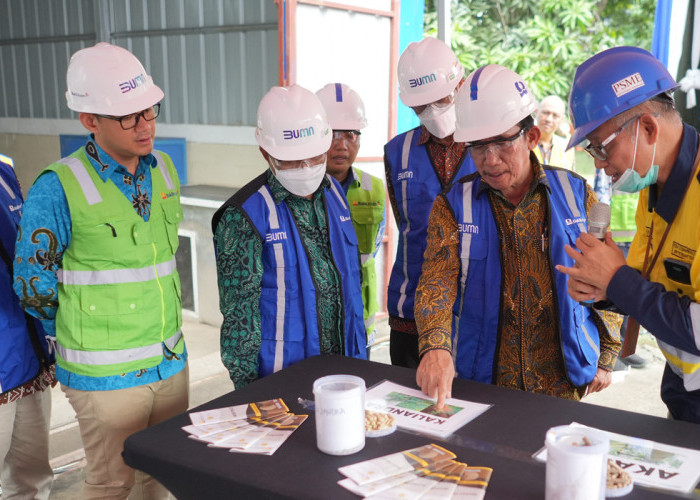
328, 174, 348, 210
61, 156, 102, 205
152, 151, 175, 191
258, 185, 286, 373
658, 339, 700, 391
555, 170, 598, 356
57, 329, 182, 366
359, 168, 372, 191
691, 302, 700, 351
397, 129, 415, 317
364, 313, 376, 330
454, 181, 475, 363
555, 170, 586, 234
611, 230, 636, 239
657, 302, 700, 391
0, 173, 15, 199
58, 257, 176, 285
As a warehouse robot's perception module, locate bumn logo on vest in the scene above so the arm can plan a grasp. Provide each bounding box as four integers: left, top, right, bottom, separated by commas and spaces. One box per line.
119, 73, 147, 94
397, 171, 413, 181
409, 73, 436, 88
340, 215, 351, 223
458, 223, 479, 234
266, 230, 287, 242
283, 127, 314, 140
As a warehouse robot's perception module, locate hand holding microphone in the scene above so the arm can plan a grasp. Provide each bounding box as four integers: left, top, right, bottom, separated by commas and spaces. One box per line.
587, 202, 611, 241
580, 202, 610, 306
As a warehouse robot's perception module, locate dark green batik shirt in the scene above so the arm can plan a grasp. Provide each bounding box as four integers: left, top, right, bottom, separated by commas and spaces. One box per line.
214, 170, 344, 388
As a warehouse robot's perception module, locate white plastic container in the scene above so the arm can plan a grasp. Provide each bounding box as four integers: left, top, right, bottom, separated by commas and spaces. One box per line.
313, 374, 366, 455
545, 425, 609, 500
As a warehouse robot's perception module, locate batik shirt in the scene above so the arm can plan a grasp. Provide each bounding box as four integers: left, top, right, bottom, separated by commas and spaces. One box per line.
415, 159, 621, 400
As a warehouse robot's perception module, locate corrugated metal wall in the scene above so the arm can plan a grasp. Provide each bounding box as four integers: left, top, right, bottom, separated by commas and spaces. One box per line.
0, 0, 278, 126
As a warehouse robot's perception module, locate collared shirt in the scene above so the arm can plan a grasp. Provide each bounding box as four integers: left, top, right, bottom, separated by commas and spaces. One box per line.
385, 125, 468, 334
13, 136, 187, 391
215, 170, 343, 388
415, 157, 621, 400
416, 125, 468, 186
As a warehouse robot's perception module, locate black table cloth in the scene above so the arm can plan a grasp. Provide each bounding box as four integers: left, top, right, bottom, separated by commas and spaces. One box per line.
123, 355, 700, 499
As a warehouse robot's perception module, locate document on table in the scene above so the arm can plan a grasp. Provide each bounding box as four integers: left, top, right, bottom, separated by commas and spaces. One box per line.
183, 398, 306, 455
188, 398, 289, 426
364, 380, 491, 438
533, 422, 700, 493
337, 444, 492, 499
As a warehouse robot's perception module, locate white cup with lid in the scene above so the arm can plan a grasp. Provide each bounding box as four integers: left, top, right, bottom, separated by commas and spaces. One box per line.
313, 374, 366, 455
545, 425, 609, 500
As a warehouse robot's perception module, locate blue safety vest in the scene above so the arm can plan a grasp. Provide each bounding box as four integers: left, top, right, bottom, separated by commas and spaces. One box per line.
216, 173, 367, 378
0, 155, 53, 394
444, 168, 601, 387
385, 127, 476, 319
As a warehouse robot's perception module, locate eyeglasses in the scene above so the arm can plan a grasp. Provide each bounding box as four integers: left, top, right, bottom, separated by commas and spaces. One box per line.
583, 114, 642, 161
271, 153, 327, 171
469, 128, 525, 159
332, 130, 361, 144
412, 91, 456, 115
97, 103, 161, 130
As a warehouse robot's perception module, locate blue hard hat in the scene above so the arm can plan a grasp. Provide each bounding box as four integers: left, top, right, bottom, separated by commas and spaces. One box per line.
567, 46, 677, 150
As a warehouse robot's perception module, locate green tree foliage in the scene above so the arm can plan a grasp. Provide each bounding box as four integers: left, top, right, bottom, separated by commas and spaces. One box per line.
425, 0, 656, 101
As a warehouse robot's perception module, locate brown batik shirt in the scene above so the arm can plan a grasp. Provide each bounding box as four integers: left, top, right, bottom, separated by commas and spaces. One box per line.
415, 158, 621, 400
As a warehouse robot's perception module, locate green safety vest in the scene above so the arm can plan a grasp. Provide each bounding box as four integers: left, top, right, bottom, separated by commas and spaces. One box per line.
47, 148, 184, 377
345, 167, 385, 334
610, 190, 639, 243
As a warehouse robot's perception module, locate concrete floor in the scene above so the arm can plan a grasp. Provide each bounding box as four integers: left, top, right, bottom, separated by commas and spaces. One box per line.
41, 318, 667, 498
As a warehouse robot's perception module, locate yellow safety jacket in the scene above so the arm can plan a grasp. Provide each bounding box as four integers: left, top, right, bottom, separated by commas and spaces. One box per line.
628, 169, 700, 391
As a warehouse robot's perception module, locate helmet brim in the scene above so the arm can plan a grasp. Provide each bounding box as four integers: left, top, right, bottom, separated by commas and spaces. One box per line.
67, 84, 164, 116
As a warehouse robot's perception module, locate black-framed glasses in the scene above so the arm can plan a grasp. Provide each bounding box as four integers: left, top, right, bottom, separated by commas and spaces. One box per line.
332, 130, 361, 144
584, 113, 647, 161
469, 128, 525, 159
97, 103, 161, 130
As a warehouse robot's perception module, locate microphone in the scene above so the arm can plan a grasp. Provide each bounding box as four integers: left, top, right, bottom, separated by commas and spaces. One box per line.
587, 202, 611, 241
580, 202, 610, 306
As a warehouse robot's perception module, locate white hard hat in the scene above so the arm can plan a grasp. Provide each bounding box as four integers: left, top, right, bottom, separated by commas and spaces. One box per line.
398, 37, 464, 107
454, 64, 537, 143
65, 42, 164, 115
255, 84, 332, 161
315, 83, 368, 130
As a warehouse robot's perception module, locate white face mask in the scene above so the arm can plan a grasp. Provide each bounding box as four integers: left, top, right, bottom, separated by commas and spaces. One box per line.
417, 101, 457, 139
272, 161, 327, 196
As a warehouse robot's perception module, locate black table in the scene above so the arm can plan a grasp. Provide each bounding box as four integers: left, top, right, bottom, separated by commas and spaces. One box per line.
123, 355, 700, 499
